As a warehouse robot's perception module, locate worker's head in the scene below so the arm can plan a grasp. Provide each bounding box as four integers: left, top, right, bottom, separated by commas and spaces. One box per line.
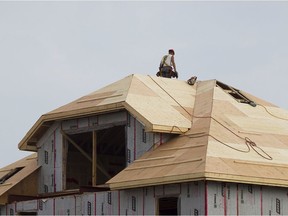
168, 49, 175, 55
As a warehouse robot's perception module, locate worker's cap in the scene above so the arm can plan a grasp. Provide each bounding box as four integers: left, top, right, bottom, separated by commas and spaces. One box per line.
169, 49, 175, 54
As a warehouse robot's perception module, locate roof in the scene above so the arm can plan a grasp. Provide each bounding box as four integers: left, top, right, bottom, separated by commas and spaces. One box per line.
19, 74, 195, 151
0, 153, 39, 204
107, 79, 288, 189
16, 74, 288, 189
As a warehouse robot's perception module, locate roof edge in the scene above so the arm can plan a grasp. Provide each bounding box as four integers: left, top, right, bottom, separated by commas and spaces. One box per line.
18, 103, 125, 151
108, 172, 206, 190
109, 170, 288, 190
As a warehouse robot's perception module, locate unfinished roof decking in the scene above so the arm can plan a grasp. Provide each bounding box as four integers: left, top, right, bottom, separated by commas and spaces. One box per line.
19, 74, 195, 151
15, 74, 288, 190
0, 154, 39, 205
108, 79, 288, 189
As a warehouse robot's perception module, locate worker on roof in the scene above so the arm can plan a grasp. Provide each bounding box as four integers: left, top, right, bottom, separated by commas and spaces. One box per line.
157, 49, 178, 79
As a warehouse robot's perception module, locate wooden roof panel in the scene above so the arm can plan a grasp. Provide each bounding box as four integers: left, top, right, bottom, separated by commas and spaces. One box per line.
0, 154, 39, 204
19, 74, 195, 150
108, 78, 288, 190
12, 74, 288, 190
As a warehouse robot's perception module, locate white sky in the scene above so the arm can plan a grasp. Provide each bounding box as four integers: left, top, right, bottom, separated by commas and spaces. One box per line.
0, 1, 288, 168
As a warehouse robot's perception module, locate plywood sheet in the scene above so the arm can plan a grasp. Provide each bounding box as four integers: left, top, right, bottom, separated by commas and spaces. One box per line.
19, 74, 196, 150
109, 77, 288, 190
0, 154, 39, 204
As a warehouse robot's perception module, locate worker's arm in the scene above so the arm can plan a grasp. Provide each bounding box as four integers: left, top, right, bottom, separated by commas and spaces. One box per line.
171, 56, 177, 72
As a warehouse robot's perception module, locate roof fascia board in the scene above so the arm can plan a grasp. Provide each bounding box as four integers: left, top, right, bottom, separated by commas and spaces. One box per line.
204, 172, 288, 188
109, 172, 206, 190
123, 102, 188, 134
109, 170, 288, 190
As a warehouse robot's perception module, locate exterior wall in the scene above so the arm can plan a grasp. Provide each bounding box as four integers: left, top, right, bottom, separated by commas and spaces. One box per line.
0, 205, 5, 215
262, 185, 288, 215
37, 122, 62, 194
10, 110, 288, 215
181, 181, 206, 215
126, 113, 173, 164
206, 181, 288, 215
3, 181, 288, 215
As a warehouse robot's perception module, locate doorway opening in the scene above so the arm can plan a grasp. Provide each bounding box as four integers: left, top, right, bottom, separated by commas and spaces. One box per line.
158, 197, 179, 215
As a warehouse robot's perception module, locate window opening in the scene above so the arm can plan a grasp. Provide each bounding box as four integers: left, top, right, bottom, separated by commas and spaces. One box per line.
216, 81, 256, 107
108, 192, 112, 205
44, 151, 48, 164
65, 132, 93, 189
87, 201, 92, 215
142, 129, 147, 143
0, 167, 23, 184
44, 185, 48, 193
96, 125, 126, 185
132, 196, 136, 212
158, 197, 179, 215
17, 212, 37, 215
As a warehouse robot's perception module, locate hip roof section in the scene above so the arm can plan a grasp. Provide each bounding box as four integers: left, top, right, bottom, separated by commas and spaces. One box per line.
108, 80, 288, 189
18, 74, 195, 151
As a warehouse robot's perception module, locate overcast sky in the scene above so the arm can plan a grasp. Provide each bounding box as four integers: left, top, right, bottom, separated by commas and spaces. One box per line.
0, 1, 288, 168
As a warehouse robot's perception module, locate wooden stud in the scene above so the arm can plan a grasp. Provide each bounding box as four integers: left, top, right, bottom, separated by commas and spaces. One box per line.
92, 131, 97, 186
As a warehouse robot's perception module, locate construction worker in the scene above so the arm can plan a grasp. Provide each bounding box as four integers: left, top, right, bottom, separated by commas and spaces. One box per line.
157, 49, 178, 78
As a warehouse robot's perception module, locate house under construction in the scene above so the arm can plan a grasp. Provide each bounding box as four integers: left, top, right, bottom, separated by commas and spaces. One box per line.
1, 74, 288, 215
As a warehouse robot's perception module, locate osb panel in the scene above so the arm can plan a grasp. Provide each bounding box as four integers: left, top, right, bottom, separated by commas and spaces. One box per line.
48, 91, 124, 115
108, 134, 209, 189
19, 74, 198, 150
213, 87, 236, 102
0, 154, 38, 204
110, 78, 288, 189
193, 95, 214, 117
127, 76, 160, 97
48, 72, 134, 115
205, 157, 288, 187
125, 95, 191, 129
14, 74, 288, 191
241, 90, 277, 107
144, 76, 197, 108
229, 115, 288, 135
212, 100, 247, 117
135, 75, 195, 121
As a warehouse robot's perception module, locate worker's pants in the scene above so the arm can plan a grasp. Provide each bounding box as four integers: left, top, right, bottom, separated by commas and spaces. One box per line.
161, 66, 172, 78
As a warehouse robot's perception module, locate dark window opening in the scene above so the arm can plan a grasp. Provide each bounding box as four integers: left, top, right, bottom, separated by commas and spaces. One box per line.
17, 212, 37, 215
96, 125, 126, 185
216, 81, 256, 107
44, 151, 48, 164
66, 132, 93, 189
132, 196, 136, 211
0, 167, 23, 184
142, 129, 146, 143
158, 197, 179, 215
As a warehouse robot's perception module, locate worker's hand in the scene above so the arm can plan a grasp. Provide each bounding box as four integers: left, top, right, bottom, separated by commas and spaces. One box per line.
174, 71, 178, 79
